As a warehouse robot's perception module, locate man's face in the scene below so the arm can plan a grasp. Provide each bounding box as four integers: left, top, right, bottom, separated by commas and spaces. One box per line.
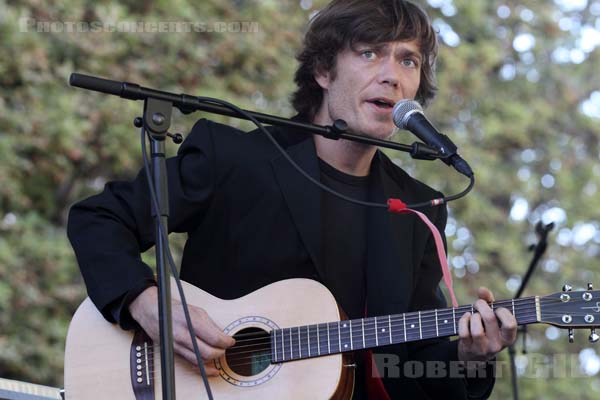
314, 40, 422, 139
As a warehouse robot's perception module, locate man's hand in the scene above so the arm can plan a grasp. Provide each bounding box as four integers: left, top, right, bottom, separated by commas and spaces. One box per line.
457, 287, 517, 366
129, 286, 235, 376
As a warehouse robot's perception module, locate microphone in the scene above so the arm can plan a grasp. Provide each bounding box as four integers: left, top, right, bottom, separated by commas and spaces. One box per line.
392, 100, 473, 178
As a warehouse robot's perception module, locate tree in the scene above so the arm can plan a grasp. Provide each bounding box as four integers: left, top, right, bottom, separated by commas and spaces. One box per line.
0, 0, 598, 397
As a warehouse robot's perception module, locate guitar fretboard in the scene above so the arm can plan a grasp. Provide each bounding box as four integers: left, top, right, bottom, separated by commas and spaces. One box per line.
270, 297, 539, 363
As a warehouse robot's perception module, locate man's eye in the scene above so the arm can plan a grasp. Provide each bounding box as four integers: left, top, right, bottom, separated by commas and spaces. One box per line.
362, 50, 376, 60
402, 59, 418, 68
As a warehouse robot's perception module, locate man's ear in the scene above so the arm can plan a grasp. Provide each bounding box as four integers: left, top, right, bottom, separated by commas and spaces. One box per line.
314, 68, 331, 90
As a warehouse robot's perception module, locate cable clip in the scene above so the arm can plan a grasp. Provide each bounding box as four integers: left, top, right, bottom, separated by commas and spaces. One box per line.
387, 199, 407, 213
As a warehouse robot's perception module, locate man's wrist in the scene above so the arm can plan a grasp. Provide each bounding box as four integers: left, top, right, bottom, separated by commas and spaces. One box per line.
128, 285, 157, 324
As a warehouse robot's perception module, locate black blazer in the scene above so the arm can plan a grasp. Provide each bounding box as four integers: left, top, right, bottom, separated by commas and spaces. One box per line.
68, 118, 494, 399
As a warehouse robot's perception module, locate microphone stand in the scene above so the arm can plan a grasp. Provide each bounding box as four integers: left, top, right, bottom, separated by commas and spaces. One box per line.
143, 97, 177, 400
508, 221, 555, 400
69, 73, 447, 160
68, 72, 457, 399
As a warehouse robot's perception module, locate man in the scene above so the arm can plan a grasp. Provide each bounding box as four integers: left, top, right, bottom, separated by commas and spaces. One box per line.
68, 0, 517, 398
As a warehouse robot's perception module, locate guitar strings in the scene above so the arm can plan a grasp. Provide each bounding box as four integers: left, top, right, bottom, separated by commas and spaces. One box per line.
139, 307, 590, 362
137, 297, 596, 368
140, 298, 575, 352
150, 297, 555, 347
141, 312, 595, 371
216, 312, 553, 361
139, 308, 576, 367
138, 303, 591, 359
133, 296, 598, 374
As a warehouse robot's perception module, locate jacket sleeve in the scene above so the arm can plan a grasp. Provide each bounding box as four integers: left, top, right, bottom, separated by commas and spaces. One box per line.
406, 204, 496, 399
67, 119, 218, 328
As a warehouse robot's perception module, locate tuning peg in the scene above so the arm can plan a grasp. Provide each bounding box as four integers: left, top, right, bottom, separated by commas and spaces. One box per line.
588, 283, 593, 290
568, 328, 574, 343
590, 329, 599, 343
562, 284, 573, 292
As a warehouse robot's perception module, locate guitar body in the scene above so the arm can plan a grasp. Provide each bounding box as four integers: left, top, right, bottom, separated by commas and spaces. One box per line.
64, 278, 354, 399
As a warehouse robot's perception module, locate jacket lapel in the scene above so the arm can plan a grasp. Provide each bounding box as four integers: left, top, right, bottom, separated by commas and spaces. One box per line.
366, 151, 418, 317
271, 143, 424, 315
270, 137, 325, 280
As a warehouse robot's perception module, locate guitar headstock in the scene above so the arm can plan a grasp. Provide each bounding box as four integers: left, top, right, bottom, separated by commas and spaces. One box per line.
539, 283, 600, 343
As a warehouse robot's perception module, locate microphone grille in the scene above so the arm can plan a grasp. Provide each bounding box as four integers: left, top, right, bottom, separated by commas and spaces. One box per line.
392, 99, 423, 129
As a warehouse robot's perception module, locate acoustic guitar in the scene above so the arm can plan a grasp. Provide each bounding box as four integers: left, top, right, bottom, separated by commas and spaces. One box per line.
64, 279, 600, 399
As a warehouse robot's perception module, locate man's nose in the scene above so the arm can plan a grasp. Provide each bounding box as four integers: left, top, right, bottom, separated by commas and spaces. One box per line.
378, 56, 400, 88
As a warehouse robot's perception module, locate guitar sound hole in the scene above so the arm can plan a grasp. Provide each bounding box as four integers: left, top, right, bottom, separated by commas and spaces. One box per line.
226, 327, 271, 377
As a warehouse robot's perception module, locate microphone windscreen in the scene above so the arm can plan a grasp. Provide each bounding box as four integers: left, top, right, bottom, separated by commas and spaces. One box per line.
392, 99, 423, 129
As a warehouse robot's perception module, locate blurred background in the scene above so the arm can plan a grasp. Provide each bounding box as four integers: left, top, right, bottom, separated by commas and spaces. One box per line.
0, 0, 599, 398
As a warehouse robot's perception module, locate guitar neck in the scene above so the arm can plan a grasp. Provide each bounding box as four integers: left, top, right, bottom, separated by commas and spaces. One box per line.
270, 296, 540, 363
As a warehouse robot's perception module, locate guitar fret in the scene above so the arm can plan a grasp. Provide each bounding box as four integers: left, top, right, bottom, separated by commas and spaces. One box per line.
349, 320, 353, 350
281, 329, 285, 361
435, 309, 439, 337
289, 329, 293, 360
338, 322, 341, 352
307, 326, 311, 357
298, 327, 301, 358
403, 314, 407, 342
418, 311, 422, 339
375, 317, 379, 346
362, 319, 366, 349
273, 330, 277, 362
365, 318, 376, 348
388, 315, 392, 343
327, 323, 331, 354
453, 308, 456, 334
317, 324, 327, 356
512, 299, 515, 316
304, 326, 309, 357
317, 324, 321, 355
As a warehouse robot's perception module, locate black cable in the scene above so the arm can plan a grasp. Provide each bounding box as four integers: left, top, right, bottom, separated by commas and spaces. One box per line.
141, 126, 214, 400
196, 97, 475, 210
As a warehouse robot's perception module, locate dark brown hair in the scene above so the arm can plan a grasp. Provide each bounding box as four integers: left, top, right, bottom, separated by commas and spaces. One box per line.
291, 0, 439, 121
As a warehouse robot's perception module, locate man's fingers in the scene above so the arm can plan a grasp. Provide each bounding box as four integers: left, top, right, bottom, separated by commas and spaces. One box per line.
474, 299, 500, 348
174, 345, 221, 377
496, 307, 518, 345
173, 328, 227, 361
477, 287, 495, 302
174, 304, 235, 349
469, 312, 488, 353
193, 311, 236, 349
458, 312, 472, 345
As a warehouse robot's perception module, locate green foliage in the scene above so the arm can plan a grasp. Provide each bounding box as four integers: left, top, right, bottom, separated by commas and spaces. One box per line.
0, 0, 599, 397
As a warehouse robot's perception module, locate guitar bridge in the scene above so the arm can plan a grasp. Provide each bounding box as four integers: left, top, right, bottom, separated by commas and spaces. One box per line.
130, 330, 154, 399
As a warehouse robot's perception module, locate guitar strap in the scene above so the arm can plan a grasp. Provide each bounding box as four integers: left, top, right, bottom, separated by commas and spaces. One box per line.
366, 200, 459, 399
387, 199, 459, 308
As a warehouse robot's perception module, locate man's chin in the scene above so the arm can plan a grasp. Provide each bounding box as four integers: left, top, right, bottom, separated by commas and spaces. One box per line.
360, 124, 396, 140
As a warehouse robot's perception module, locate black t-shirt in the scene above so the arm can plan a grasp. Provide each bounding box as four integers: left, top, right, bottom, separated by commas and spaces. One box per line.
319, 158, 370, 319
319, 158, 371, 400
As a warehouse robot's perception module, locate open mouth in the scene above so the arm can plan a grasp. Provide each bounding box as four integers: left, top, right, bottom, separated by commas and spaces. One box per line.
366, 98, 394, 110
